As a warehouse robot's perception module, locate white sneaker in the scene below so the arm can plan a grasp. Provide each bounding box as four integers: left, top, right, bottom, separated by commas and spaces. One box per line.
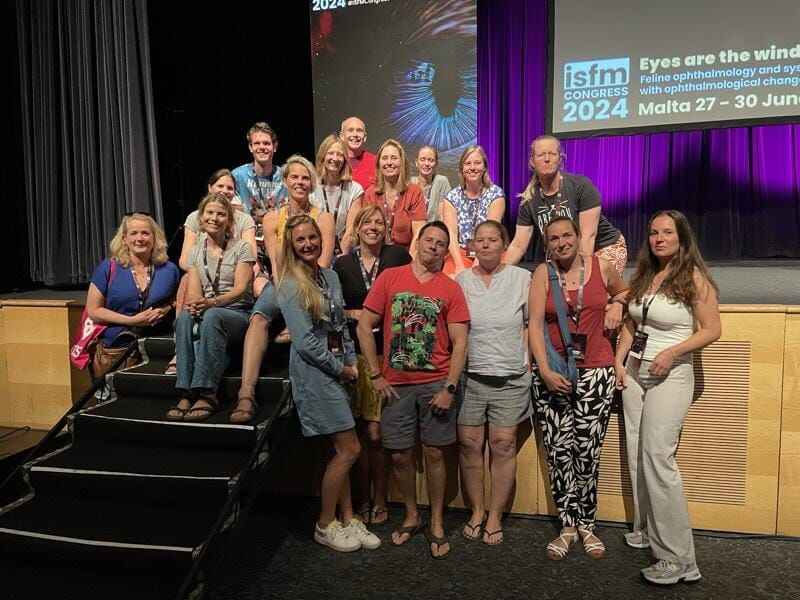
624, 529, 650, 549
314, 520, 361, 552
641, 559, 702, 585
344, 518, 381, 550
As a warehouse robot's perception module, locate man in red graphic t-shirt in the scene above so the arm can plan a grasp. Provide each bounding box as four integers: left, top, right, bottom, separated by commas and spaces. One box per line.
340, 116, 377, 190
358, 221, 470, 559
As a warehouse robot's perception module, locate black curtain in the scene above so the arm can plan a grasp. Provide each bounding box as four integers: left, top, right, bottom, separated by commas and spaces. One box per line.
1, 0, 30, 292
147, 1, 315, 243
16, 0, 162, 286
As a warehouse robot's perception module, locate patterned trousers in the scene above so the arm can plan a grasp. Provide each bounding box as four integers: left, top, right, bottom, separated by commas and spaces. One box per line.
532, 366, 616, 528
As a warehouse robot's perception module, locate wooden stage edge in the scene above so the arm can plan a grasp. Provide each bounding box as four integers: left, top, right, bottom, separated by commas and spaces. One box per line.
0, 295, 798, 536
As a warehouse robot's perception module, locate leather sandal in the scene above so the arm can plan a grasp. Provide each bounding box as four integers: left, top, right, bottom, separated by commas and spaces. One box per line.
230, 396, 258, 424
184, 393, 220, 422
547, 529, 578, 560
578, 526, 606, 559
166, 398, 192, 421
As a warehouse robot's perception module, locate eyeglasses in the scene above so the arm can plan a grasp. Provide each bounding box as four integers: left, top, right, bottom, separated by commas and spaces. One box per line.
533, 152, 560, 160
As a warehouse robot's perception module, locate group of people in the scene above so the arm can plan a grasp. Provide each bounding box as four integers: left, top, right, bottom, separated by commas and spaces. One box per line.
84, 118, 721, 586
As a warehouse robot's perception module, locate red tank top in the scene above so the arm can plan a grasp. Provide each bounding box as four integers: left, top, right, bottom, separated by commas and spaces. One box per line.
544, 255, 614, 368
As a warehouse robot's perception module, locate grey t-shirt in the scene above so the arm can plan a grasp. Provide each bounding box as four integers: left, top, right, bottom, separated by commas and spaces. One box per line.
456, 265, 531, 376
183, 210, 255, 240
411, 174, 452, 221
188, 234, 256, 310
309, 180, 364, 238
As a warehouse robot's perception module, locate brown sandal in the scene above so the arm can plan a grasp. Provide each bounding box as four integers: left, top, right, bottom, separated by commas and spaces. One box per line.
184, 393, 220, 422
166, 398, 192, 421
230, 396, 258, 424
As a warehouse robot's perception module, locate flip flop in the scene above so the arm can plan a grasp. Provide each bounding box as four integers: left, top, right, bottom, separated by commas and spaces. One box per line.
370, 506, 389, 525
165, 398, 192, 421
483, 528, 504, 546
356, 504, 372, 524
391, 522, 425, 546
462, 515, 485, 541
424, 527, 451, 560
230, 396, 258, 424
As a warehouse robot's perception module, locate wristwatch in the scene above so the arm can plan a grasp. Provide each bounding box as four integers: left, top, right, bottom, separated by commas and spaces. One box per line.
445, 383, 457, 395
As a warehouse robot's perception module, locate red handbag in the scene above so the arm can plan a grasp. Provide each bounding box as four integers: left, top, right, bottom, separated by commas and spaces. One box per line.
70, 260, 118, 370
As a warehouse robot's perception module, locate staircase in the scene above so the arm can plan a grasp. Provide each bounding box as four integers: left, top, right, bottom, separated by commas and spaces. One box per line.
0, 337, 291, 600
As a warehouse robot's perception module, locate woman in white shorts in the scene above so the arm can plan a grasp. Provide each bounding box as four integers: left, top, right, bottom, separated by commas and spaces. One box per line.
455, 220, 532, 545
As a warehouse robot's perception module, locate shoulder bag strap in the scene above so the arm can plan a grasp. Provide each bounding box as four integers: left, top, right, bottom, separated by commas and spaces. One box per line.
547, 262, 578, 373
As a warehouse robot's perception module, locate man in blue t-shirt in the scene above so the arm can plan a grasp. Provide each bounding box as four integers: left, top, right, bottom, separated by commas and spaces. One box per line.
231, 122, 288, 221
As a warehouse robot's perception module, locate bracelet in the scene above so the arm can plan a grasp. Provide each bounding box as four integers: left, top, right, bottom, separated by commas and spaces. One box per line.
369, 372, 382, 380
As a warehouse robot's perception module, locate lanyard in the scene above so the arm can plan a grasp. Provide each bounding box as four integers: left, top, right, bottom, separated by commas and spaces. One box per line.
250, 168, 278, 211
354, 246, 380, 291
536, 174, 564, 234
134, 264, 154, 311
556, 255, 585, 327
315, 270, 337, 321
638, 280, 664, 330
322, 182, 345, 225
203, 237, 227, 296
462, 187, 484, 247
381, 194, 397, 244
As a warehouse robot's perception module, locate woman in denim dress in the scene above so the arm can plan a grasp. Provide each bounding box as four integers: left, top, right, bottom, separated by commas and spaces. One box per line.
252, 214, 380, 553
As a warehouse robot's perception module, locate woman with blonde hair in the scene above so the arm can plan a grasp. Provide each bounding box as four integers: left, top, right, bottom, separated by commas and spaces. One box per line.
410, 145, 451, 222
617, 210, 720, 585
248, 214, 380, 552
333, 204, 411, 524
441, 145, 505, 276
264, 154, 336, 274
349, 139, 426, 253
168, 193, 256, 422
310, 134, 364, 255
85, 212, 180, 378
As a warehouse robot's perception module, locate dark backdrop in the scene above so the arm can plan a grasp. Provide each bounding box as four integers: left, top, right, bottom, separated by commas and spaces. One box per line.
2, 0, 31, 292
148, 1, 315, 247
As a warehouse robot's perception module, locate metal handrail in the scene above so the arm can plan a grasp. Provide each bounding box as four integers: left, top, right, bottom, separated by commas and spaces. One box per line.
174, 382, 292, 600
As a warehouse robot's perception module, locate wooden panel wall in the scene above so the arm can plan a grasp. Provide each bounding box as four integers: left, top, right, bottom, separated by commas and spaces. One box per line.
0, 301, 88, 430
778, 309, 800, 535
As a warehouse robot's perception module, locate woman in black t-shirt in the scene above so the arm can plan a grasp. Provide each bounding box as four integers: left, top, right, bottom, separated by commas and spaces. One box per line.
334, 204, 411, 525
505, 135, 627, 275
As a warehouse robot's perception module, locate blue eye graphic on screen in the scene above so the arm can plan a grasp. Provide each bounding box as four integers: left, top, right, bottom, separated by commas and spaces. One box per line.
390, 56, 477, 152
386, 0, 477, 170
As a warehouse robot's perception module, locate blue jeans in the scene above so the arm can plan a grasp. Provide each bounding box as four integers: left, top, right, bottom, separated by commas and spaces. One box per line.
175, 307, 249, 394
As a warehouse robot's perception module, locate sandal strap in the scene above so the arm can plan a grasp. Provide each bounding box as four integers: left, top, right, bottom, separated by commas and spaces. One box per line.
546, 531, 577, 557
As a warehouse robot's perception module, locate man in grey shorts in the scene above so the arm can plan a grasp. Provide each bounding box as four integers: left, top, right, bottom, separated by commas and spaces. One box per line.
357, 222, 470, 559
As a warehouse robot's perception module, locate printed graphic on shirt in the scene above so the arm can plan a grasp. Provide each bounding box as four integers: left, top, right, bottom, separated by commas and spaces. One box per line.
535, 197, 574, 235
389, 292, 443, 371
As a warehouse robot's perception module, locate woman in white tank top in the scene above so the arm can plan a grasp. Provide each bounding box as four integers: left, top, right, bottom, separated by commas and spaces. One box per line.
615, 210, 721, 586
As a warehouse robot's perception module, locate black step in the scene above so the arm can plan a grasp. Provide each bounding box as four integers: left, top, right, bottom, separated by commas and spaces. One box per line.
27, 439, 249, 506
141, 336, 176, 361
72, 383, 289, 450
0, 493, 220, 567
113, 359, 289, 400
